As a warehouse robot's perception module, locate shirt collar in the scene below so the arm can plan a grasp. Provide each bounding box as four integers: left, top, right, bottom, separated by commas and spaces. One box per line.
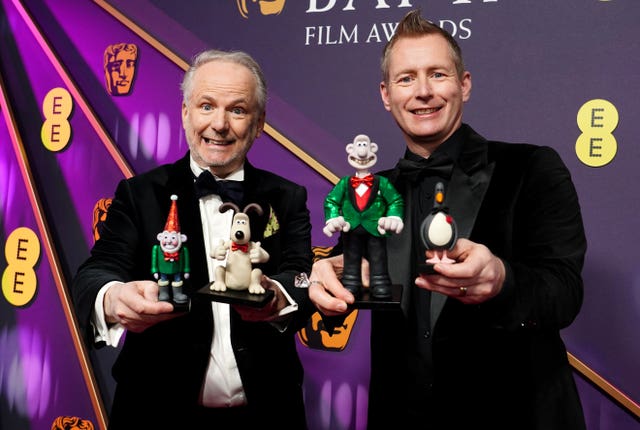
189, 154, 245, 181
404, 126, 465, 163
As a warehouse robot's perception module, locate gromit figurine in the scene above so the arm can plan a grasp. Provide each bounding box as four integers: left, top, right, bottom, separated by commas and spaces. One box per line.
151, 194, 190, 304
323, 133, 404, 299
211, 202, 270, 294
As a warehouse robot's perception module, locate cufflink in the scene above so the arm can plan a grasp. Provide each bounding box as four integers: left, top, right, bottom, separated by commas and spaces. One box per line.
294, 272, 310, 288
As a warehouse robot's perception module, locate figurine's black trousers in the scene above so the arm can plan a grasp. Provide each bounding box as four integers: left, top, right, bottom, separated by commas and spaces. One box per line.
342, 226, 390, 286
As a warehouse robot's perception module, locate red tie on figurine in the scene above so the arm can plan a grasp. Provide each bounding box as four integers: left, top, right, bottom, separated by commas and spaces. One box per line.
163, 251, 180, 261
351, 174, 374, 210
231, 242, 249, 253
350, 174, 374, 188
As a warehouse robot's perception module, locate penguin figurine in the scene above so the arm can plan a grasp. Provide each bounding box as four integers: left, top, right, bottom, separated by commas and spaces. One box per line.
419, 182, 457, 265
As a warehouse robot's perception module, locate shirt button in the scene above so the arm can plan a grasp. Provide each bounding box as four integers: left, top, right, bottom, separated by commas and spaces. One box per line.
520, 320, 537, 328
423, 330, 431, 339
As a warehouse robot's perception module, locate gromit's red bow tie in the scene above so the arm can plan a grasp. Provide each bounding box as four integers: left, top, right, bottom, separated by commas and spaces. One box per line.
231, 242, 249, 253
350, 174, 374, 188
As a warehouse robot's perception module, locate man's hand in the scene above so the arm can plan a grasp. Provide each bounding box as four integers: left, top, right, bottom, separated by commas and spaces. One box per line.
416, 238, 506, 304
308, 254, 359, 316
104, 280, 178, 332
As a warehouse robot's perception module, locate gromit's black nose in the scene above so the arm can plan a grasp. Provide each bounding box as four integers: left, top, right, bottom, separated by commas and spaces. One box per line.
234, 231, 245, 240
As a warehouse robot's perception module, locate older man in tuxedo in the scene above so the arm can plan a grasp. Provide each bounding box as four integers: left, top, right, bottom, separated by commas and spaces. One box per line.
72, 49, 314, 429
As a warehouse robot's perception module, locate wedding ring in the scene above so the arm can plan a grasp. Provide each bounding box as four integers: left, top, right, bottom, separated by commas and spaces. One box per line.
459, 286, 468, 296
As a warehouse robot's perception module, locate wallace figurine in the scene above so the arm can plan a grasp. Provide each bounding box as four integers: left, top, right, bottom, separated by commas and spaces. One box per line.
323, 133, 404, 299
151, 194, 190, 306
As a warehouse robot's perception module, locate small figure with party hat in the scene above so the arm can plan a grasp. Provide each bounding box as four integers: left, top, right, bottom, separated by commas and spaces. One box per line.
151, 194, 190, 305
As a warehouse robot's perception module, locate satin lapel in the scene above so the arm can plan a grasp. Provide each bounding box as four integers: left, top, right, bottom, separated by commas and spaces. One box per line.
166, 154, 208, 294
446, 163, 495, 239
386, 179, 413, 315
242, 163, 270, 241
429, 160, 495, 330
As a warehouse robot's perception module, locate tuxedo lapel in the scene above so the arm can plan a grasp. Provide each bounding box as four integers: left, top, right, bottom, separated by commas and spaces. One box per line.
445, 162, 495, 239
388, 163, 495, 322
242, 161, 272, 241
165, 153, 209, 294
386, 178, 413, 315
386, 125, 496, 324
429, 135, 495, 329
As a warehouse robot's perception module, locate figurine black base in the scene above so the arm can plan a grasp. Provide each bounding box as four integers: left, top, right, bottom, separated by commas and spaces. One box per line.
196, 284, 274, 307
348, 283, 402, 310
171, 300, 191, 313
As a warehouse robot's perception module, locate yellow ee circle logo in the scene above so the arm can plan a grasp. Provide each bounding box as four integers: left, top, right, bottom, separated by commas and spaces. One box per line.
576, 99, 618, 167
41, 87, 73, 152
2, 227, 40, 307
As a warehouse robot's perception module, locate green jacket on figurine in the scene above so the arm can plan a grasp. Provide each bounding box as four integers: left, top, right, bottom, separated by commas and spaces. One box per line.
324, 175, 404, 237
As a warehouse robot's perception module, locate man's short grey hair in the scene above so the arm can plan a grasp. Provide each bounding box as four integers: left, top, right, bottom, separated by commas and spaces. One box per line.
180, 49, 267, 115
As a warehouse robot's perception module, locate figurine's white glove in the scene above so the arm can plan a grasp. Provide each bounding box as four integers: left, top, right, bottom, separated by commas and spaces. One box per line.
249, 241, 270, 264
323, 216, 350, 237
377, 216, 404, 235
212, 239, 229, 260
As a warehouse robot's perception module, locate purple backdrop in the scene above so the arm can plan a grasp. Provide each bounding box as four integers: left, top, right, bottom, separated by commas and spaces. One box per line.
1, 0, 638, 429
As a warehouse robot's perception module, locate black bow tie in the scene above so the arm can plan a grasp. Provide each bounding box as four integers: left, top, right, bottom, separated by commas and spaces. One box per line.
396, 154, 454, 183
194, 170, 244, 205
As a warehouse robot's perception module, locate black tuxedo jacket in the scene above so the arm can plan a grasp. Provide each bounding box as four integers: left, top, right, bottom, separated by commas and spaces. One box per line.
72, 152, 314, 428
368, 125, 587, 429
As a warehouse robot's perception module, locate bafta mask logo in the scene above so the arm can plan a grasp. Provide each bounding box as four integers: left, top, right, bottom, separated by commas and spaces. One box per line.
237, 0, 286, 18
104, 43, 138, 96
298, 310, 359, 352
51, 416, 95, 430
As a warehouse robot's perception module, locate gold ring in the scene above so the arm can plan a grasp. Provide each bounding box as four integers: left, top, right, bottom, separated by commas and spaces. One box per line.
459, 286, 468, 296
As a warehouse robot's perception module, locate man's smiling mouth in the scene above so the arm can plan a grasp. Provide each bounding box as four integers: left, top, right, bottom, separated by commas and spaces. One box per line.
412, 107, 440, 115
203, 137, 231, 145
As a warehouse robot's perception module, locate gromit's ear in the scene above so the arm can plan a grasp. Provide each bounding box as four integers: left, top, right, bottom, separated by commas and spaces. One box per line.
243, 203, 264, 216
219, 202, 240, 214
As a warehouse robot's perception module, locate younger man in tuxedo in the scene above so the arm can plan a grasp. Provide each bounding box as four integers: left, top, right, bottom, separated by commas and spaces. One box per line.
308, 10, 587, 430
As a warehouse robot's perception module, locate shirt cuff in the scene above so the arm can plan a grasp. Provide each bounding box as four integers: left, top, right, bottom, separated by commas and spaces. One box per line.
92, 281, 126, 347
272, 278, 298, 316
268, 278, 299, 332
